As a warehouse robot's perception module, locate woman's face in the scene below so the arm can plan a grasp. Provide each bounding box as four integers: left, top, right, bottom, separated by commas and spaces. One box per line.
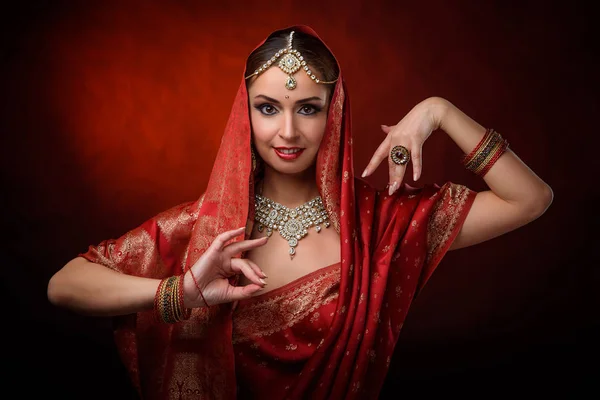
248, 65, 330, 176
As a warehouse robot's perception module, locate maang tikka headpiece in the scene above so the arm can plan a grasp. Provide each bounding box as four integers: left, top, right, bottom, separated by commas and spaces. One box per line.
245, 31, 338, 90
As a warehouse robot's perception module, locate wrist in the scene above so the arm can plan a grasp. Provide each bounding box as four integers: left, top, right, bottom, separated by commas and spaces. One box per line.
182, 270, 198, 308
424, 96, 452, 130
183, 269, 208, 308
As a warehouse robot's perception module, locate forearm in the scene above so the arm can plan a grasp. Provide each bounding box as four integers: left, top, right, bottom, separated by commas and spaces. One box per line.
434, 97, 553, 214
48, 257, 160, 317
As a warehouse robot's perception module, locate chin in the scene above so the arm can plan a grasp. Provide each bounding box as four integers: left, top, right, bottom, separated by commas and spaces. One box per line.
264, 155, 317, 176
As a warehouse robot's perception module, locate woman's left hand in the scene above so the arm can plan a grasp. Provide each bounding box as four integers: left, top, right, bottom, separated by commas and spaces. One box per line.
361, 97, 449, 195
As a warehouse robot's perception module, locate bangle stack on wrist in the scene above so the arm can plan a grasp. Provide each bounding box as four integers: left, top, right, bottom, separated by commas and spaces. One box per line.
154, 275, 191, 324
462, 128, 509, 177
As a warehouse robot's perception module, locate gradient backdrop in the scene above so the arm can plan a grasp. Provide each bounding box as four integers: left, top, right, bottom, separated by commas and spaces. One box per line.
2, 1, 597, 398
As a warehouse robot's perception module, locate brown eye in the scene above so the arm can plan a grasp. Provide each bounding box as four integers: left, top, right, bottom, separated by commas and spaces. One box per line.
257, 104, 278, 115
298, 105, 318, 115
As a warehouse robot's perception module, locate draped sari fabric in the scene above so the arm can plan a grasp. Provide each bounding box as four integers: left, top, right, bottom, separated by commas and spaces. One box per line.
79, 25, 476, 399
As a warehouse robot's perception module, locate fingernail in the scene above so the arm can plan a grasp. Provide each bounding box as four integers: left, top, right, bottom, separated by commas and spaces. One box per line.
361, 168, 368, 178
388, 181, 398, 196
413, 173, 418, 181
259, 278, 267, 285
261, 271, 267, 278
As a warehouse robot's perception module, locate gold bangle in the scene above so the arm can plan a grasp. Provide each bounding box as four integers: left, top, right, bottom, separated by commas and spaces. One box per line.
464, 129, 504, 173
155, 275, 191, 324
473, 136, 503, 174
462, 128, 493, 167
465, 130, 498, 170
476, 138, 508, 176
464, 132, 495, 169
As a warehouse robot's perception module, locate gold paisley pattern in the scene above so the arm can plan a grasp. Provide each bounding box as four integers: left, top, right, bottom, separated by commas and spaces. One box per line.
83, 199, 207, 277
92, 226, 166, 276
232, 264, 341, 344
156, 202, 200, 273
166, 348, 229, 400
167, 353, 202, 399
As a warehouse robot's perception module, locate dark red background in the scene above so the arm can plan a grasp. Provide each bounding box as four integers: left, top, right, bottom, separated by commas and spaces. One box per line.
2, 1, 597, 398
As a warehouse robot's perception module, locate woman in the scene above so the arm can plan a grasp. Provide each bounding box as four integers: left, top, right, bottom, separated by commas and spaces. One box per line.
47, 25, 553, 399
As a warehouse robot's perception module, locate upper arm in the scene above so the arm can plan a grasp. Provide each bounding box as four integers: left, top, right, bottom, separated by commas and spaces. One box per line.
449, 189, 552, 251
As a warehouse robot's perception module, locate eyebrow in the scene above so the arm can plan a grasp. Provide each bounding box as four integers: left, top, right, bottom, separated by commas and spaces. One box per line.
253, 94, 324, 105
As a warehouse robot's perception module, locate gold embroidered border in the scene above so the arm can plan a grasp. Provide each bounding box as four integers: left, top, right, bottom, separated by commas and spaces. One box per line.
426, 183, 473, 264
319, 84, 344, 234
232, 266, 341, 344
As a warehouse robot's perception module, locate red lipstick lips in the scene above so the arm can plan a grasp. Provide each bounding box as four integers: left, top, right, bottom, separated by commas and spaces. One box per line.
274, 147, 305, 160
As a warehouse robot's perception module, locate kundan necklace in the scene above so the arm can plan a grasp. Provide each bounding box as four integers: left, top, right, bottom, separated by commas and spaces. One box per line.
254, 194, 330, 259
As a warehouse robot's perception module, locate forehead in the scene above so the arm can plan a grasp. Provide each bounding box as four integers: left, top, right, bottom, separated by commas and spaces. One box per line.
247, 67, 328, 100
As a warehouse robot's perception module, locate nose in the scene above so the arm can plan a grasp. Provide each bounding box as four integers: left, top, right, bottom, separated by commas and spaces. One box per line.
278, 111, 299, 141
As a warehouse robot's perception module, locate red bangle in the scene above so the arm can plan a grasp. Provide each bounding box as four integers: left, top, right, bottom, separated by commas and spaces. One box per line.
478, 139, 508, 177
462, 128, 493, 165
462, 128, 508, 176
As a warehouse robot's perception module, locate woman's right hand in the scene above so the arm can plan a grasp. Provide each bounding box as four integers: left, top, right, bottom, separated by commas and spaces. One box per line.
182, 227, 268, 308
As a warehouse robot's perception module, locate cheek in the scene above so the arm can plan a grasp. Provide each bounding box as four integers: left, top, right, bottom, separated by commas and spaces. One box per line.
303, 117, 328, 147
250, 112, 276, 145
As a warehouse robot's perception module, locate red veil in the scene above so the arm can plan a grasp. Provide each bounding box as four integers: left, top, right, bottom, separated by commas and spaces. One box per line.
80, 25, 476, 399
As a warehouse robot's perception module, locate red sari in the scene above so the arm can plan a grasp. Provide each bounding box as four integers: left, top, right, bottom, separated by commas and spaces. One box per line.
79, 25, 476, 399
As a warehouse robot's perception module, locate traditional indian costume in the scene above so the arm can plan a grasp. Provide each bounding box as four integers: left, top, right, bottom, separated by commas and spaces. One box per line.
80, 25, 476, 399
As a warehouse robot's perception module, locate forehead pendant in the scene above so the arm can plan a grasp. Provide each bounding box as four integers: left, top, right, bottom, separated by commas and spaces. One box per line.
245, 31, 338, 90
279, 33, 301, 89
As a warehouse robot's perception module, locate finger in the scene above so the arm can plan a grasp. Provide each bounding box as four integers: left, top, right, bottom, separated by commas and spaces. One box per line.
211, 227, 246, 251
246, 258, 267, 278
361, 134, 391, 178
230, 258, 267, 287
388, 143, 410, 195
226, 283, 264, 302
224, 236, 268, 258
387, 163, 407, 195
411, 143, 423, 181
381, 124, 392, 134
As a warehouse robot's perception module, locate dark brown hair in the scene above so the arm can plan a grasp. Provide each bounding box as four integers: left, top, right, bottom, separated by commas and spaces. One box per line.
246, 28, 339, 88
